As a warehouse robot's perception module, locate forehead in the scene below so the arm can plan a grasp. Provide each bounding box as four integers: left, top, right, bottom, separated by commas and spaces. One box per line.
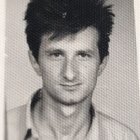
41, 27, 99, 51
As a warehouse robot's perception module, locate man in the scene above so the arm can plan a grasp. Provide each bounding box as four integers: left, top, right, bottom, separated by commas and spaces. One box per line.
7, 0, 139, 139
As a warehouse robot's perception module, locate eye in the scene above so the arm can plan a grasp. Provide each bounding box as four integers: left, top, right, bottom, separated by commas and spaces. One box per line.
50, 52, 63, 57
77, 52, 91, 59
45, 50, 64, 60
78, 52, 90, 57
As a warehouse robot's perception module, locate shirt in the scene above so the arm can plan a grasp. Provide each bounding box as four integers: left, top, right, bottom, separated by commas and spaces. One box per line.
7, 89, 139, 140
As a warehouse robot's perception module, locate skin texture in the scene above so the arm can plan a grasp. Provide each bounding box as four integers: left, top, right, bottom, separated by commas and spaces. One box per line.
29, 27, 107, 105
29, 27, 108, 139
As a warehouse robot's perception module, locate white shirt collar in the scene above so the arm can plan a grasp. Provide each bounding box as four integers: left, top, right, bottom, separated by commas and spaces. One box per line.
25, 89, 99, 140
26, 91, 39, 139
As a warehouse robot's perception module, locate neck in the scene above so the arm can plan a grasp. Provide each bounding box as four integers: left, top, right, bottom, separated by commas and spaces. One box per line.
33, 88, 92, 139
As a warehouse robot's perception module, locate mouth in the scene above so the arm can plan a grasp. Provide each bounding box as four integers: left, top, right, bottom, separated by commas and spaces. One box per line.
60, 83, 82, 91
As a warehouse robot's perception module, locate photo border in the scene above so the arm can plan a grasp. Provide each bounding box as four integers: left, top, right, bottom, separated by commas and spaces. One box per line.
0, 0, 139, 139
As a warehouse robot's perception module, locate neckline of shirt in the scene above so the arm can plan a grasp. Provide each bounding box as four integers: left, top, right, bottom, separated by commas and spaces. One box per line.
24, 89, 99, 140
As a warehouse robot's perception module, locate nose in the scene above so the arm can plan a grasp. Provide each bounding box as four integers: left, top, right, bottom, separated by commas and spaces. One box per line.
62, 58, 77, 81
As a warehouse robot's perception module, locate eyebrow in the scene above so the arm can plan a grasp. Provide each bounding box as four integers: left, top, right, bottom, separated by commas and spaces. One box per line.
45, 48, 64, 53
45, 48, 95, 54
76, 49, 95, 54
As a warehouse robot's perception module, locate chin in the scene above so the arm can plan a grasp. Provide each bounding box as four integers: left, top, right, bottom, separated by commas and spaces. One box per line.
53, 95, 90, 106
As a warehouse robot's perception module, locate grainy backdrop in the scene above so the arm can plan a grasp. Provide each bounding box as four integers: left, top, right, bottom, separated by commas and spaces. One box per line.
5, 0, 140, 138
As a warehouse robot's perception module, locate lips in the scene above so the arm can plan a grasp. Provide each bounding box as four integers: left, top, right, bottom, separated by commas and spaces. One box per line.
60, 83, 81, 91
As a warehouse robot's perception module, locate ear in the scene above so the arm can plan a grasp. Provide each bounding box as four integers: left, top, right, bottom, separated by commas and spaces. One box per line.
97, 55, 109, 76
28, 50, 42, 76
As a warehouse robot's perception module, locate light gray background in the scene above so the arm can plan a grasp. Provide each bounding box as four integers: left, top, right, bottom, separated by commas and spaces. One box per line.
5, 0, 140, 138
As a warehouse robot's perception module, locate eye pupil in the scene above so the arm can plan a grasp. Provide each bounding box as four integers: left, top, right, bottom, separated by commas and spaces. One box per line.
54, 53, 60, 57
79, 53, 87, 57
81, 53, 86, 57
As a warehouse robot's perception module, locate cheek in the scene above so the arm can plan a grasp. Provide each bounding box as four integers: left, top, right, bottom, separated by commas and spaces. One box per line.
80, 63, 99, 93
79, 61, 99, 80
40, 60, 62, 81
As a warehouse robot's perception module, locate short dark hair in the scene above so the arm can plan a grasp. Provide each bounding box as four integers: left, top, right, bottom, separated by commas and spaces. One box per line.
25, 0, 114, 63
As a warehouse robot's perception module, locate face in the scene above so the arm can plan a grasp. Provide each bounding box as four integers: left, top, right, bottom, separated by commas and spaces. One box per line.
30, 27, 108, 105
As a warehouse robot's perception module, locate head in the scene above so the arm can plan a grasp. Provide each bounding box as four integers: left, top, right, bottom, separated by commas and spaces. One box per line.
25, 0, 114, 105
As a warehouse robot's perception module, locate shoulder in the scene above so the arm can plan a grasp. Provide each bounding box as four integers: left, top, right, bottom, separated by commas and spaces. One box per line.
6, 105, 27, 140
96, 111, 139, 140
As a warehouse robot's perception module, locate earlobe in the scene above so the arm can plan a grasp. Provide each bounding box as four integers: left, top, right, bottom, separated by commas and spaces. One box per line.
28, 50, 42, 76
97, 55, 109, 76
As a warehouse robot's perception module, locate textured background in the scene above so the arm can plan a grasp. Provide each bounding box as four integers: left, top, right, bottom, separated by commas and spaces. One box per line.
5, 0, 140, 138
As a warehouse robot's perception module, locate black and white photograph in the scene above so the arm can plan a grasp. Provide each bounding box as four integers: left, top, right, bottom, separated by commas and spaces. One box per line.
5, 0, 140, 140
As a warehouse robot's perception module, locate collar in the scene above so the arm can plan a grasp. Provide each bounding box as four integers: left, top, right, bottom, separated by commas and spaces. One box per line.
25, 90, 40, 140
24, 89, 99, 140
